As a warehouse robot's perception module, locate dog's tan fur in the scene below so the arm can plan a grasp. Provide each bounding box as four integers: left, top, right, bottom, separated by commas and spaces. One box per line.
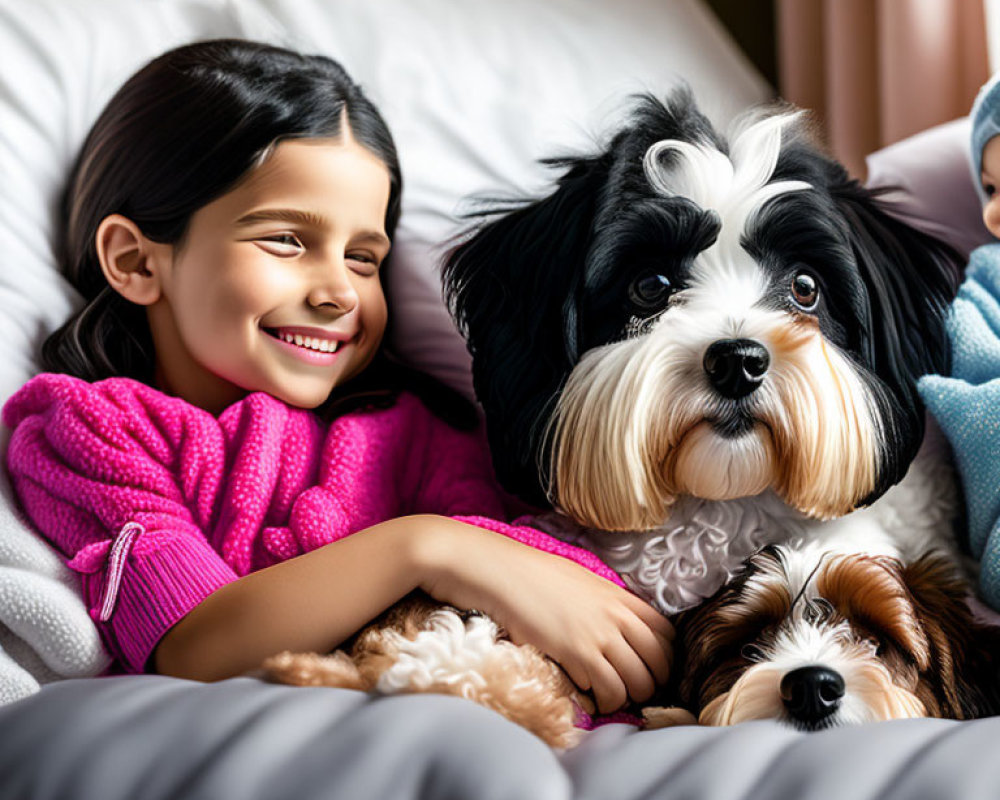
262, 593, 591, 748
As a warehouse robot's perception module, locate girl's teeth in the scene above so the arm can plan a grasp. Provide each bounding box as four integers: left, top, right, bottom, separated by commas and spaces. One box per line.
278, 331, 339, 353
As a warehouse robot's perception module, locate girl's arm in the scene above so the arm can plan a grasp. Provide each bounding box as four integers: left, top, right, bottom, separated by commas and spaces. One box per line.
154, 515, 422, 680
156, 515, 673, 714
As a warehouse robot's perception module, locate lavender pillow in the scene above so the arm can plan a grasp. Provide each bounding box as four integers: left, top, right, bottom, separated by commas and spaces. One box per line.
865, 117, 992, 260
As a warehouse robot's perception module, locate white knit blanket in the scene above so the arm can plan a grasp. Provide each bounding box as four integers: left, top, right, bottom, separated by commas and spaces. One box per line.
0, 429, 110, 705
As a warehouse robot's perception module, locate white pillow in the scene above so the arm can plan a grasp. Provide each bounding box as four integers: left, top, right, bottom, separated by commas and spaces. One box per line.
0, 0, 768, 700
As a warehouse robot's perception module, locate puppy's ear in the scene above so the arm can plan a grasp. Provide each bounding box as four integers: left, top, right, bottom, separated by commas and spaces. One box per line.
831, 178, 962, 494
443, 156, 610, 506
904, 553, 1000, 719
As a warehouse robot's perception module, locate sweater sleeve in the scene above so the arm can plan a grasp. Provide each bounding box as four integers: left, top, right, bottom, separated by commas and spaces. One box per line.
3, 375, 238, 673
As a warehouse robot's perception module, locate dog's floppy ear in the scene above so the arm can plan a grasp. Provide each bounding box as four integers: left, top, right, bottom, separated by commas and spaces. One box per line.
904, 553, 1000, 719
443, 155, 611, 506
830, 178, 962, 495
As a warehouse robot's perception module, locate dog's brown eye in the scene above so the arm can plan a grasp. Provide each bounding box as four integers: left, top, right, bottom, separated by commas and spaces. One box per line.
790, 272, 819, 310
629, 272, 673, 311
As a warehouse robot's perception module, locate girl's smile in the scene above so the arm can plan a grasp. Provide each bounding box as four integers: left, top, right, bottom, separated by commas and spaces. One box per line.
264, 325, 352, 365
144, 134, 392, 414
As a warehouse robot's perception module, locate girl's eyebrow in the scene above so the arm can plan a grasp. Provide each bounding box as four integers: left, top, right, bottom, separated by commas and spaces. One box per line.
235, 208, 330, 228
234, 208, 390, 248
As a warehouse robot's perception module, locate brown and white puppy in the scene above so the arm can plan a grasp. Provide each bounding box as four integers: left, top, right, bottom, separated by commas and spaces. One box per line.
659, 543, 1000, 729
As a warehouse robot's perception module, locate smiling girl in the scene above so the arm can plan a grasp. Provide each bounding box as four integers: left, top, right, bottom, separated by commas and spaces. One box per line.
2, 39, 671, 715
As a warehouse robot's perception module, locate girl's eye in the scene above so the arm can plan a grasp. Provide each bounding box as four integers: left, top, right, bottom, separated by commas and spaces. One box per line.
628, 272, 673, 311
984, 182, 996, 198
257, 234, 303, 256
347, 252, 380, 275
790, 271, 819, 310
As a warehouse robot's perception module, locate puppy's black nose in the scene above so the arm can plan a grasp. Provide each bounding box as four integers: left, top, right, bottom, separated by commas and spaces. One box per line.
703, 339, 770, 399
780, 666, 845, 724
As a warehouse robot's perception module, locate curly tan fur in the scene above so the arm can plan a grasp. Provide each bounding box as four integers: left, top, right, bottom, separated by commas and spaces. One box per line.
261, 593, 587, 748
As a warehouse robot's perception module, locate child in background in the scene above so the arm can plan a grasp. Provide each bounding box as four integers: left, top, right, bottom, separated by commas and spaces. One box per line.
919, 70, 1000, 611
1, 39, 672, 713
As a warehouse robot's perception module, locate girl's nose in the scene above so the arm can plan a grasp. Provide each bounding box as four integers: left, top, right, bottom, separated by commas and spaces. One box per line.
307, 259, 359, 313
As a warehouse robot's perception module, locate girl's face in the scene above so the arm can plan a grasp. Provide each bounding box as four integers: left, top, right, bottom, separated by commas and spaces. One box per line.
147, 136, 392, 414
982, 135, 1000, 239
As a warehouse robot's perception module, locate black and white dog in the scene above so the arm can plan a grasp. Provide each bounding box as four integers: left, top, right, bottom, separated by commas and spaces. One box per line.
443, 90, 964, 617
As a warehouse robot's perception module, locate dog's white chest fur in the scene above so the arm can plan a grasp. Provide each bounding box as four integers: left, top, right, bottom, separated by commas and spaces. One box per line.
533, 422, 960, 615
533, 494, 807, 614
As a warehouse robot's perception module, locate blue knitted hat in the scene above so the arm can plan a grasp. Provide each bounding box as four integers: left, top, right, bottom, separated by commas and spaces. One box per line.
971, 70, 1000, 203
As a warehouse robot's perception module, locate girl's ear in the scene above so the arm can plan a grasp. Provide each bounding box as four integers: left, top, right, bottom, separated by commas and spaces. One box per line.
95, 214, 168, 306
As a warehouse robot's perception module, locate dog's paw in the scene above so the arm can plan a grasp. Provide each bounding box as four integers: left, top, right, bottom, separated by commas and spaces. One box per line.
642, 706, 699, 729
260, 650, 369, 690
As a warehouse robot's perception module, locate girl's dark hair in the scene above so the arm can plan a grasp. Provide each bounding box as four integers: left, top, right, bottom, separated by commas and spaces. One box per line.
43, 38, 475, 428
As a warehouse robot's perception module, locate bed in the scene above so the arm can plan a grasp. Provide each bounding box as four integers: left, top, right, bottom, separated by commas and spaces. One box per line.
0, 1, 996, 797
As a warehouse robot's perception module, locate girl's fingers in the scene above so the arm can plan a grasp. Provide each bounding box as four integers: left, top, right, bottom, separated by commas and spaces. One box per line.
560, 657, 592, 694
622, 592, 675, 640
622, 621, 673, 685
588, 656, 630, 714
603, 637, 656, 705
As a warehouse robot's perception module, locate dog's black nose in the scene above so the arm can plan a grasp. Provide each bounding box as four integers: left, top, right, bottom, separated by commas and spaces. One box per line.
703, 339, 770, 399
780, 666, 845, 724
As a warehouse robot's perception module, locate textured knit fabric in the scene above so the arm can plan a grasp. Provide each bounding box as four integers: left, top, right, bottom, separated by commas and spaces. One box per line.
918, 244, 1000, 609
2, 374, 623, 673
970, 70, 1000, 202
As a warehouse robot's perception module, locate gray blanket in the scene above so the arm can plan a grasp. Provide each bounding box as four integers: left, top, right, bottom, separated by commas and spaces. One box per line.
1, 675, 998, 800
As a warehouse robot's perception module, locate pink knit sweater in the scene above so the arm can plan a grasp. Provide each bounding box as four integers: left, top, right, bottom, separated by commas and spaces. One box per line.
3, 374, 622, 673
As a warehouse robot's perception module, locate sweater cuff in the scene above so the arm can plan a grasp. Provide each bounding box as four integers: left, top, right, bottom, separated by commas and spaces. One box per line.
78, 534, 238, 674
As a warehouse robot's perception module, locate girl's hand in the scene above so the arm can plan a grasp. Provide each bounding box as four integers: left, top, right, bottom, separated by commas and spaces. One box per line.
412, 516, 674, 714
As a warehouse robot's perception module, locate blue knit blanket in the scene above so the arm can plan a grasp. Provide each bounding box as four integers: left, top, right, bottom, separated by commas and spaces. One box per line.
919, 243, 1000, 608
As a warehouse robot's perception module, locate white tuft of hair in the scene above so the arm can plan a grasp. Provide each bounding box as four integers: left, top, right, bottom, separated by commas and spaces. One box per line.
642, 111, 811, 244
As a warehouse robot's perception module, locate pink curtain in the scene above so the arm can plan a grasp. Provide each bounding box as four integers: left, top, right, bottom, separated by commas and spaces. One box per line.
777, 0, 989, 178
